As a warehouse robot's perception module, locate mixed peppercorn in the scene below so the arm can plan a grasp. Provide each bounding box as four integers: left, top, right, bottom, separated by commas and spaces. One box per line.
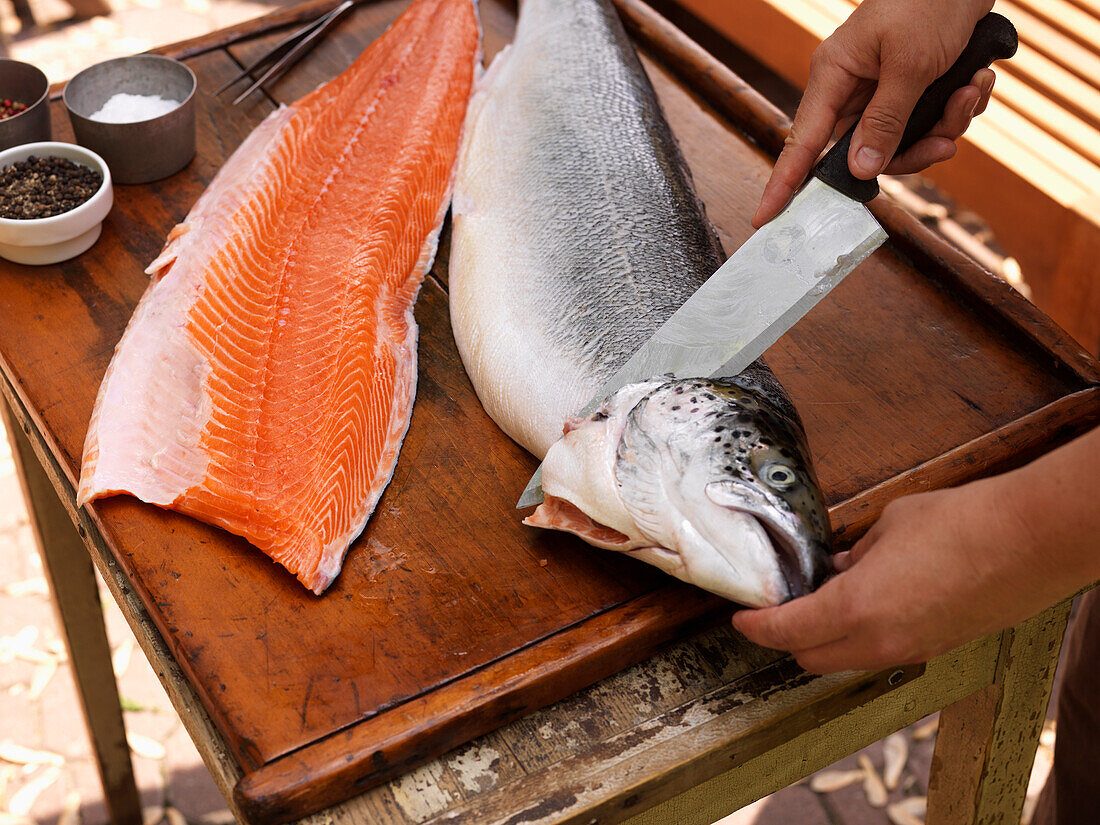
0, 99, 29, 120
0, 155, 103, 220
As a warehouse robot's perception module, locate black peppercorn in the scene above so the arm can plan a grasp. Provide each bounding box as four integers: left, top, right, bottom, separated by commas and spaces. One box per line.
0, 156, 103, 220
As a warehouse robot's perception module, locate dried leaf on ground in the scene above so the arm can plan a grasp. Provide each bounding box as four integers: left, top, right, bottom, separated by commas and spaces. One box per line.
886, 796, 926, 825
46, 637, 68, 662
197, 809, 236, 825
128, 732, 167, 760
859, 753, 889, 808
912, 716, 939, 741
12, 626, 36, 647
2, 577, 49, 597
0, 741, 65, 766
15, 648, 56, 666
8, 765, 61, 815
808, 769, 865, 793
883, 732, 909, 790
27, 659, 58, 700
57, 790, 82, 825
0, 764, 15, 808
0, 627, 50, 665
112, 636, 135, 678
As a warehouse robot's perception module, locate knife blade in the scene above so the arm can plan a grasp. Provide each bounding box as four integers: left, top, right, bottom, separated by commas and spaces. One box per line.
517, 11, 1018, 509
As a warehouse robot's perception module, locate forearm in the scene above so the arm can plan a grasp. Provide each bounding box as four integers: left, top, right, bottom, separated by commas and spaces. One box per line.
731, 424, 1099, 673
989, 425, 1100, 596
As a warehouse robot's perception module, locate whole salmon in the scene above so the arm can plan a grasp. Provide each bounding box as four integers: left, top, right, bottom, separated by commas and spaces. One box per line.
449, 0, 830, 605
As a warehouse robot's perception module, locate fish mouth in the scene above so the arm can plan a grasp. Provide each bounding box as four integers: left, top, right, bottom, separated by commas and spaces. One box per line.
703, 480, 828, 604
753, 513, 815, 602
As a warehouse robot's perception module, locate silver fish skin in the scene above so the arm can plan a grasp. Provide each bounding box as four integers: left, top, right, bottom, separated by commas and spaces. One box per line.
450, 0, 725, 459
525, 369, 832, 607
450, 0, 832, 604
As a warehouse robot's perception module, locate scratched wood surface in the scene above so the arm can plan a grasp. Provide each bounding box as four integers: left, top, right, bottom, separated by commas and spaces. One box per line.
1, 0, 1099, 822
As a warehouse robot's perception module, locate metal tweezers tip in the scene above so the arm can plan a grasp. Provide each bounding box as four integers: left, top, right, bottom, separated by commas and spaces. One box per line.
217, 0, 354, 105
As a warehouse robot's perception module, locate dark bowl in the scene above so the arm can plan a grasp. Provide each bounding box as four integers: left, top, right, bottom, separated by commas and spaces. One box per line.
63, 54, 196, 185
0, 59, 52, 151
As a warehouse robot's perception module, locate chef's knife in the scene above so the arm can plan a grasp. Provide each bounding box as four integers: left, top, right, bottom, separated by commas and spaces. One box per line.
517, 12, 1018, 509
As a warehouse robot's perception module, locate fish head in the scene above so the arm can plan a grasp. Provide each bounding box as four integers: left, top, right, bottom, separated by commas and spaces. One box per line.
616, 374, 832, 606
527, 370, 832, 607
694, 378, 832, 603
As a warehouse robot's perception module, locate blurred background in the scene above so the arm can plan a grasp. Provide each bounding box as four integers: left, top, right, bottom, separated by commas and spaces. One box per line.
0, 0, 287, 81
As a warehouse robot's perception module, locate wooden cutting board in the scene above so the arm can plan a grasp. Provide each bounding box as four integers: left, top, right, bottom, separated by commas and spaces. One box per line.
0, 0, 1097, 821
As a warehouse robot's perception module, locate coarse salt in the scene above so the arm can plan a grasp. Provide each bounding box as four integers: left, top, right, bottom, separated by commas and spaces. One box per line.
89, 93, 180, 123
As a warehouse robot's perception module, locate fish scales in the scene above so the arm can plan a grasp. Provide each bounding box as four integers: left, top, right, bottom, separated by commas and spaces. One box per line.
450, 0, 727, 459
77, 0, 481, 594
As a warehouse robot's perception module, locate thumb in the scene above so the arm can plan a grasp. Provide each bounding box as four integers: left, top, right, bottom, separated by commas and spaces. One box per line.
732, 580, 848, 653
848, 64, 927, 179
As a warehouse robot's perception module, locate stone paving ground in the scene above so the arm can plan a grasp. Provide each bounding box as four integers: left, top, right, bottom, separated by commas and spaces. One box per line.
0, 0, 1062, 823
1, 0, 284, 82
0, 425, 234, 824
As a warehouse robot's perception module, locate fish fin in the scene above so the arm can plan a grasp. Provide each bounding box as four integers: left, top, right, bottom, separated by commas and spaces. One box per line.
615, 400, 674, 544
145, 221, 192, 276
523, 496, 638, 550
704, 479, 756, 510
623, 544, 681, 564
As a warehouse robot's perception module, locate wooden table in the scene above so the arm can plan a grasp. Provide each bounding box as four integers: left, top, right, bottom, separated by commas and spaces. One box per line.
2, 1, 1098, 823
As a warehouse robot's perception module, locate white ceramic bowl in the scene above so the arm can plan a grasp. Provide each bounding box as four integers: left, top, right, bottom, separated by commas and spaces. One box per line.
0, 141, 113, 265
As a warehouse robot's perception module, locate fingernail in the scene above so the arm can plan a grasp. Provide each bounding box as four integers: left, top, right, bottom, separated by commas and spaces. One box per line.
966, 96, 980, 117
854, 146, 883, 177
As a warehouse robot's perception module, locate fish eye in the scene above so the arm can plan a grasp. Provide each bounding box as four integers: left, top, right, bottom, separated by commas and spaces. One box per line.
762, 462, 797, 490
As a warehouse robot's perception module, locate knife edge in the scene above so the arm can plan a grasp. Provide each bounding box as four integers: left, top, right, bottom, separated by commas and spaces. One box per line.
516, 181, 887, 510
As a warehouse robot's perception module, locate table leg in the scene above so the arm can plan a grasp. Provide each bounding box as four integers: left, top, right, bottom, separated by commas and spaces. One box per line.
926, 599, 1073, 825
9, 0, 36, 30
1, 401, 143, 825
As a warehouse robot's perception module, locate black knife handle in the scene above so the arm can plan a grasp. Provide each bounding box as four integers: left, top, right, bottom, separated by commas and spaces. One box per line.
812, 11, 1018, 202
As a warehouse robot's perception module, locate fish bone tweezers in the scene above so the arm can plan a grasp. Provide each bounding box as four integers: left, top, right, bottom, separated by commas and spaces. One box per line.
216, 0, 355, 105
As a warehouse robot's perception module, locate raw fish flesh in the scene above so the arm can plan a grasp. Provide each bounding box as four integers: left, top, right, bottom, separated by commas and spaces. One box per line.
78, 0, 480, 594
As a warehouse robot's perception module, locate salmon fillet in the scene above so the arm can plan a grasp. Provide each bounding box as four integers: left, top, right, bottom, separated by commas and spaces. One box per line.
77, 0, 480, 594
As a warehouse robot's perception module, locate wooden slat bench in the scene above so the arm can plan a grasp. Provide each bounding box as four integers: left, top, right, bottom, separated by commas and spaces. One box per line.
672, 0, 1100, 355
